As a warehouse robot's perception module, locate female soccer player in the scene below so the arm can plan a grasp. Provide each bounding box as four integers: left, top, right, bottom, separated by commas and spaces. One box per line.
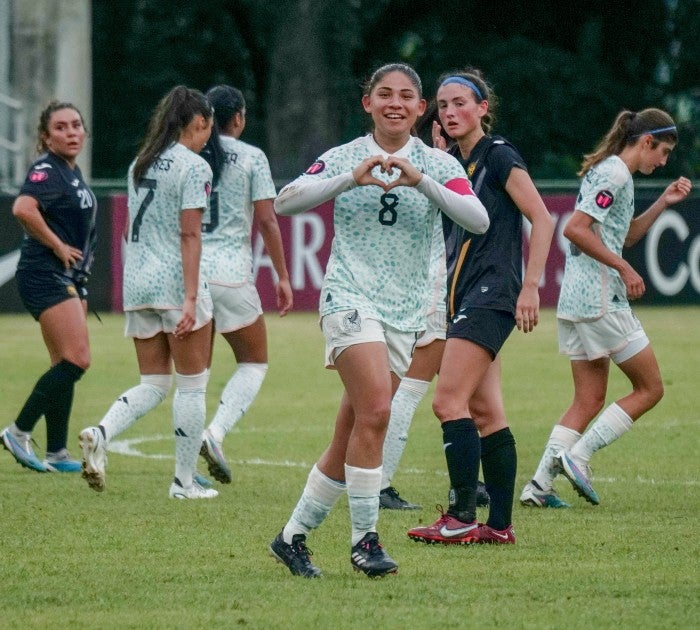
198, 84, 293, 484
79, 86, 218, 499
521, 108, 691, 506
406, 68, 554, 545
268, 63, 489, 577
2, 101, 96, 474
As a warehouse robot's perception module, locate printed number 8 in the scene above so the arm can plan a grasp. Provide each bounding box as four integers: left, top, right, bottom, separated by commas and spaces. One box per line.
378, 193, 398, 226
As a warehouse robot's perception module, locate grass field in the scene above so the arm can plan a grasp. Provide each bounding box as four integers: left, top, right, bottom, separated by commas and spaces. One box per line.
1, 307, 698, 629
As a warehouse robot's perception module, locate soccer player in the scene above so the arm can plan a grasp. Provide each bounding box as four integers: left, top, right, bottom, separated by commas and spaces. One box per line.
268, 63, 489, 577
79, 86, 218, 499
197, 84, 293, 485
521, 109, 692, 506
407, 68, 553, 545
2, 101, 96, 474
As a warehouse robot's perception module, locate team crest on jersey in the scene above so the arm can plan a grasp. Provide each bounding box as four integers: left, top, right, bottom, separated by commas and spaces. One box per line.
342, 309, 361, 333
305, 160, 326, 175
66, 285, 78, 297
29, 170, 49, 183
467, 162, 476, 178
595, 190, 614, 209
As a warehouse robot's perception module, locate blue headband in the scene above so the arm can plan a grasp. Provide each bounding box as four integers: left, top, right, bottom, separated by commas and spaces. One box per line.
632, 125, 677, 138
440, 76, 483, 100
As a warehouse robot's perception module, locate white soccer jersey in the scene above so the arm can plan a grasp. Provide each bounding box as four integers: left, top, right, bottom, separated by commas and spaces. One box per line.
123, 142, 212, 310
285, 134, 467, 331
558, 155, 635, 321
202, 135, 277, 286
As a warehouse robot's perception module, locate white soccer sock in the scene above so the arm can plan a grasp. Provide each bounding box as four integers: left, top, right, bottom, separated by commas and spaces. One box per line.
381, 377, 430, 489
173, 370, 208, 488
346, 464, 382, 546
569, 402, 633, 465
207, 363, 268, 443
100, 375, 171, 442
532, 424, 581, 491
283, 464, 346, 543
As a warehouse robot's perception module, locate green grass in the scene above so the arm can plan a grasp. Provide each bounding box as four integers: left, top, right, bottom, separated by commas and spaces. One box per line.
0, 308, 698, 629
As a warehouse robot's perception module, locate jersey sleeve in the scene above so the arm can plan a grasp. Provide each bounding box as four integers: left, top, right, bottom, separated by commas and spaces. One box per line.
19, 162, 65, 208
181, 159, 213, 210
576, 159, 628, 224
488, 143, 527, 188
250, 148, 277, 202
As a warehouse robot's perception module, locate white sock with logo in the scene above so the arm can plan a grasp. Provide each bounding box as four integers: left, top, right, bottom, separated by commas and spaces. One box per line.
173, 370, 208, 488
100, 375, 171, 442
381, 377, 430, 489
569, 402, 633, 465
346, 464, 382, 546
532, 424, 581, 491
207, 363, 268, 443
283, 464, 346, 543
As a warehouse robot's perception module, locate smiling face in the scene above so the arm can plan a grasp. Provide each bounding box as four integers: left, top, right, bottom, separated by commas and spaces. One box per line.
362, 70, 426, 148
436, 82, 488, 142
42, 108, 86, 166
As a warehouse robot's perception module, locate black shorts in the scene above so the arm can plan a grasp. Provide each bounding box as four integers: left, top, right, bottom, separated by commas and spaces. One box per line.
15, 269, 87, 320
446, 307, 515, 359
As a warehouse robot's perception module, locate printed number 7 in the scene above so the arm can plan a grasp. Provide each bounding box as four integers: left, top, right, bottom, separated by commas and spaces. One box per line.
131, 178, 157, 242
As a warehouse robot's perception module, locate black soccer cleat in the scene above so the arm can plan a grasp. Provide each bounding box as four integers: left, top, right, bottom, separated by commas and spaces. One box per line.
350, 532, 398, 578
379, 486, 422, 510
269, 531, 322, 578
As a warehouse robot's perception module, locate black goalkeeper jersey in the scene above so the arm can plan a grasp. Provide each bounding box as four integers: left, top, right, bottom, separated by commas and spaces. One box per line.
443, 135, 527, 318
16, 151, 97, 281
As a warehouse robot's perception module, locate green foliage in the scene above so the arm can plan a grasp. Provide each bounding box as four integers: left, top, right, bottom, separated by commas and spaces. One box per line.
1, 309, 698, 627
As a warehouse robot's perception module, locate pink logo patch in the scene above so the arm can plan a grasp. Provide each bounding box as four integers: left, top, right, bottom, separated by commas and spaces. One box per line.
305, 160, 326, 175
205, 181, 211, 196
29, 170, 48, 183
595, 190, 614, 209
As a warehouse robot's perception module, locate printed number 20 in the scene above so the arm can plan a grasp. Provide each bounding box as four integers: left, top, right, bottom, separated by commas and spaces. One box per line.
378, 193, 398, 226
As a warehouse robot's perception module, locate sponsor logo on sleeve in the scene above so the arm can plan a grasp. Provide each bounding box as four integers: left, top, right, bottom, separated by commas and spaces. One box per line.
305, 160, 325, 175
29, 170, 49, 183
595, 190, 614, 209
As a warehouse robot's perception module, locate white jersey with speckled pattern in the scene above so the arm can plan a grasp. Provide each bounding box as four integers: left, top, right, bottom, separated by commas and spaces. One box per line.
310, 134, 465, 331
557, 155, 634, 322
202, 135, 276, 286
124, 142, 212, 310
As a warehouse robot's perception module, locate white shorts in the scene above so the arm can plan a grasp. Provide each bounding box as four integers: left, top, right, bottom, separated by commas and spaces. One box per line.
209, 282, 263, 333
124, 297, 213, 339
558, 310, 649, 364
321, 309, 419, 378
415, 309, 447, 349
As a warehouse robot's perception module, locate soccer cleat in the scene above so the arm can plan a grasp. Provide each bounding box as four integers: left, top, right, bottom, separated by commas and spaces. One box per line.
379, 486, 421, 510
193, 472, 213, 488
558, 452, 600, 505
476, 480, 490, 507
269, 531, 322, 578
199, 429, 232, 484
44, 448, 82, 473
520, 481, 570, 508
1, 427, 47, 472
79, 427, 107, 491
407, 506, 477, 544
350, 532, 398, 578
466, 523, 516, 544
168, 477, 219, 499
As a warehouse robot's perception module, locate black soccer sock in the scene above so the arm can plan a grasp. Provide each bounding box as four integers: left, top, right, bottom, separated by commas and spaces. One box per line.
481, 427, 517, 531
16, 360, 85, 451
442, 418, 480, 522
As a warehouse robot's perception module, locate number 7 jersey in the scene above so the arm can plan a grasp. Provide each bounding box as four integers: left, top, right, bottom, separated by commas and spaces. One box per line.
124, 142, 212, 310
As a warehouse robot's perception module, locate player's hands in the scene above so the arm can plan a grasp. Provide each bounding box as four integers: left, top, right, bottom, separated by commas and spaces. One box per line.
432, 121, 447, 151
53, 242, 83, 270
515, 285, 540, 333
619, 261, 645, 300
661, 176, 692, 207
276, 277, 293, 317
174, 297, 197, 337
382, 156, 422, 191
352, 155, 389, 189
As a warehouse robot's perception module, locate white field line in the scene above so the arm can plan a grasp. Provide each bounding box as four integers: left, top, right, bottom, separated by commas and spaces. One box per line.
109, 434, 698, 486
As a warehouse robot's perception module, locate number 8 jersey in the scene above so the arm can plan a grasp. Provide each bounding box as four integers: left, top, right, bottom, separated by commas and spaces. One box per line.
124, 142, 212, 311
295, 134, 467, 332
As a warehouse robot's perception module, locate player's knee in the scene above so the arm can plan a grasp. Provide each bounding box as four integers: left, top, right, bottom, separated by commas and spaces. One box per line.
432, 396, 455, 423
65, 350, 90, 371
